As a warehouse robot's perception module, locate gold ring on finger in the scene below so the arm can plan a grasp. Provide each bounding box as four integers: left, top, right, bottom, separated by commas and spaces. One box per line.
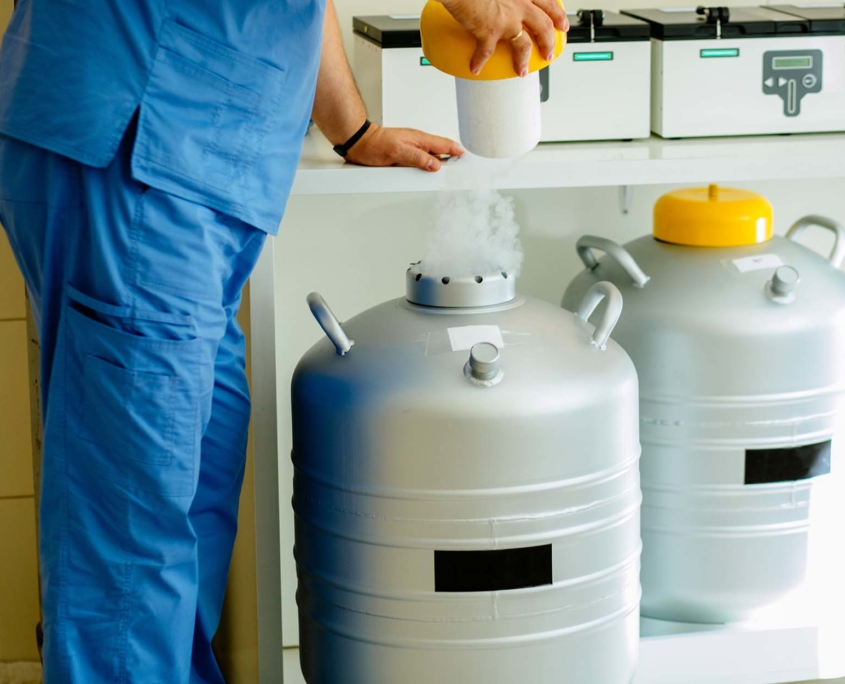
508, 28, 525, 42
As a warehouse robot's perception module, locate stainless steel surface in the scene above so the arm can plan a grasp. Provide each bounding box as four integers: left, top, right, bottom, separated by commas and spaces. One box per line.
306, 292, 354, 356
293, 272, 642, 684
787, 215, 845, 268
563, 226, 845, 624
576, 281, 624, 350
577, 235, 651, 288
406, 262, 516, 308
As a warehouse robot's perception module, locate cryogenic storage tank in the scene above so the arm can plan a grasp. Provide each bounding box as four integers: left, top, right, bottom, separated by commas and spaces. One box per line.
292, 266, 641, 684
563, 185, 845, 624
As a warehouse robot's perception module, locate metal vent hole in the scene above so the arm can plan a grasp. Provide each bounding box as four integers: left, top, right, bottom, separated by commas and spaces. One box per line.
475, 276, 484, 283
415, 273, 422, 282
442, 277, 451, 285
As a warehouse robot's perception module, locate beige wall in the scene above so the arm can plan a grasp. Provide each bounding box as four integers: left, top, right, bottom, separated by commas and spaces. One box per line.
0, 0, 10, 33
214, 284, 260, 684
0, 0, 45, 667
0, 224, 41, 664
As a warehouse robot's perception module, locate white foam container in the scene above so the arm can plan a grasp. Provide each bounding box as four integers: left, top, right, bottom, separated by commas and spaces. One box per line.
455, 74, 541, 158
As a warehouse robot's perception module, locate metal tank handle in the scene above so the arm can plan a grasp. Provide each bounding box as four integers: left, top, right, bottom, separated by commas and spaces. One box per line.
576, 236, 651, 288
576, 281, 623, 350
307, 292, 355, 356
786, 215, 845, 268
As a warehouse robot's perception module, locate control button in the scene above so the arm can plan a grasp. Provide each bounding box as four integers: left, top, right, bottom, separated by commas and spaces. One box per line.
764, 77, 775, 88
787, 79, 797, 115
778, 77, 788, 87
803, 73, 817, 88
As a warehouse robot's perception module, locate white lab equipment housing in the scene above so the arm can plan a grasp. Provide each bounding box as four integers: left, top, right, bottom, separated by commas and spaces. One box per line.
625, 5, 845, 138
352, 12, 652, 144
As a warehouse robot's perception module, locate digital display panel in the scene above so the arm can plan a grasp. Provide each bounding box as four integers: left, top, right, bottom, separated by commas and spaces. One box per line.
773, 55, 813, 69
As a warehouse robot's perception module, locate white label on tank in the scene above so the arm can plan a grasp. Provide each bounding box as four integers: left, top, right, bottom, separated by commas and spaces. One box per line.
447, 325, 505, 352
732, 253, 784, 273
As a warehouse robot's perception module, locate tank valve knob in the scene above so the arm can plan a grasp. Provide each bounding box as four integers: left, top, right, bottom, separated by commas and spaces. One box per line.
766, 266, 800, 303
466, 343, 503, 385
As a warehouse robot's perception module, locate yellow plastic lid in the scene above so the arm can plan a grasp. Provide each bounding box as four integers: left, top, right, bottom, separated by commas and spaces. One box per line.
420, 0, 566, 81
654, 185, 774, 247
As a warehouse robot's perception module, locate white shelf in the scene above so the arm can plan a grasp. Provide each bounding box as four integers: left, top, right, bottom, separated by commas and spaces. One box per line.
636, 618, 845, 684
291, 130, 845, 195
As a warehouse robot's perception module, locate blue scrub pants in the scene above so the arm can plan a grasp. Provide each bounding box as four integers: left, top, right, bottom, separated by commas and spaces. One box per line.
0, 122, 266, 683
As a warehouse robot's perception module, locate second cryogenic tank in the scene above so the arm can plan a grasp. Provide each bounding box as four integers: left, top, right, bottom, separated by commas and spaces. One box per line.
563, 186, 845, 624
292, 265, 641, 684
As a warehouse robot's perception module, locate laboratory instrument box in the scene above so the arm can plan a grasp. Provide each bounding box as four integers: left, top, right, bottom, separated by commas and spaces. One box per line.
543, 9, 651, 142
353, 12, 653, 144
624, 5, 845, 138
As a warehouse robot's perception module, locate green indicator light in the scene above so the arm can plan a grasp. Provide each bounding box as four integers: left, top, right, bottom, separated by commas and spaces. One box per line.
420, 57, 431, 66
573, 51, 614, 62
700, 48, 740, 59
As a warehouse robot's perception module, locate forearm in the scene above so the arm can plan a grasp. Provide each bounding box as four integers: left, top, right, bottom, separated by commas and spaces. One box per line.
311, 0, 368, 145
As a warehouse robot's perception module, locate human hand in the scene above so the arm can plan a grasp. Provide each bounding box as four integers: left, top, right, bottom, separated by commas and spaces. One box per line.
344, 124, 464, 172
440, 0, 568, 77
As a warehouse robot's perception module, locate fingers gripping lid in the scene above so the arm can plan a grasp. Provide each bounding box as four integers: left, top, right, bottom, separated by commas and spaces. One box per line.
654, 184, 774, 247
420, 0, 567, 81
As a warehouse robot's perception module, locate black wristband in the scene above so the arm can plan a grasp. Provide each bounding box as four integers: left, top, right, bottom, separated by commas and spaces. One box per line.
333, 120, 372, 158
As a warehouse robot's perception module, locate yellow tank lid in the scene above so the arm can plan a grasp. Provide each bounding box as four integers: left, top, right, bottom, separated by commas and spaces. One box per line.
654, 185, 773, 247
420, 0, 566, 81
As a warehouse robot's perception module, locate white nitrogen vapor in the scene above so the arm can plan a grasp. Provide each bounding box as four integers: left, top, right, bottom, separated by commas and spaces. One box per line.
422, 189, 524, 279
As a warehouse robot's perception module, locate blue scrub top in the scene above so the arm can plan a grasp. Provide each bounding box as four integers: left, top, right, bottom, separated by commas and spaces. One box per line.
0, 0, 327, 233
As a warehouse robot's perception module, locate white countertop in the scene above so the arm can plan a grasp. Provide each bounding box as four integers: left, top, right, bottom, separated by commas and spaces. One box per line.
291, 130, 845, 196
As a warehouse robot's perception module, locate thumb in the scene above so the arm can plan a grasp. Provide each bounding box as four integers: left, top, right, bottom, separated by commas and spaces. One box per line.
396, 143, 441, 172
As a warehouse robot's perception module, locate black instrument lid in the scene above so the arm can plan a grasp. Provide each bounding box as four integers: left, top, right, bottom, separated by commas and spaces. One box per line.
354, 11, 649, 48
770, 4, 845, 34
622, 6, 820, 39
353, 15, 422, 48
567, 10, 652, 43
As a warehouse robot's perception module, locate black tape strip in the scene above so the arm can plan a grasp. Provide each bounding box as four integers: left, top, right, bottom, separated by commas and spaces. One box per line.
745, 440, 832, 485
434, 545, 553, 593
539, 67, 550, 103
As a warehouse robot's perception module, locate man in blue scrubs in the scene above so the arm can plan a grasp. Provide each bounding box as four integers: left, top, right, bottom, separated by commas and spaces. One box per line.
0, 1, 566, 681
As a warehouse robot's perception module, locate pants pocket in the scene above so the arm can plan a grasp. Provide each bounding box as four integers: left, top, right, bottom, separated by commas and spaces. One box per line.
66, 286, 207, 498
80, 355, 178, 466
